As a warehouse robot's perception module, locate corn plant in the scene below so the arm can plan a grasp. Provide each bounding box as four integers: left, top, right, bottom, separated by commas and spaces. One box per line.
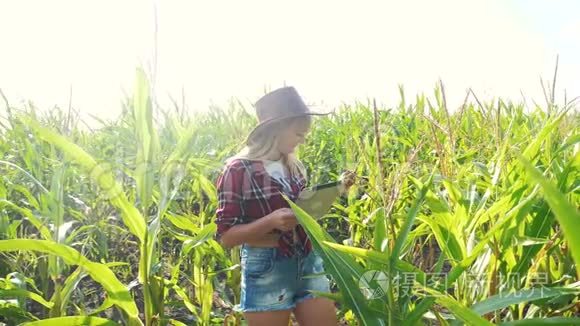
0, 72, 578, 325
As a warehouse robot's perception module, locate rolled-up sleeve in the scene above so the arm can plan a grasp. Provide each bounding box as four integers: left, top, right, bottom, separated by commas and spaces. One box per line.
214, 162, 245, 241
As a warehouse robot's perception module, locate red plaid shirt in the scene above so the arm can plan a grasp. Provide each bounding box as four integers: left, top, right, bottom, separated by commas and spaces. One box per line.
214, 158, 313, 257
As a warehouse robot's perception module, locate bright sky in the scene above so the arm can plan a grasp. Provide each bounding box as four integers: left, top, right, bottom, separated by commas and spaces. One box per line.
1, 0, 579, 123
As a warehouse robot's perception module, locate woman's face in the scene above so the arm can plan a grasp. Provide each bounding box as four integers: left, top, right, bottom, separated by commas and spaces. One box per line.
277, 117, 311, 155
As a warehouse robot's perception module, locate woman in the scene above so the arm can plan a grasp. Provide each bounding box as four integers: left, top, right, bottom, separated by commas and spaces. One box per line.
214, 86, 355, 326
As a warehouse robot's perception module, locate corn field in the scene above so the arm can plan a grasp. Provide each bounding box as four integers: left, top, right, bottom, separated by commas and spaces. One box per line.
0, 69, 579, 325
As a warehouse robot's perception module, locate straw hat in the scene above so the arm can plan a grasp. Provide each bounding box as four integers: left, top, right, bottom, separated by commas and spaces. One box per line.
245, 86, 333, 144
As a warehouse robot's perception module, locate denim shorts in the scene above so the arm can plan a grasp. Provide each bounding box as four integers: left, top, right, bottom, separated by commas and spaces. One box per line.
233, 244, 331, 312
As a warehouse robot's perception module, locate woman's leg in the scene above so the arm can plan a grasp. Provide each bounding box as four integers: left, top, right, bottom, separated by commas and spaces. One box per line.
294, 250, 338, 325
294, 297, 338, 326
244, 309, 293, 326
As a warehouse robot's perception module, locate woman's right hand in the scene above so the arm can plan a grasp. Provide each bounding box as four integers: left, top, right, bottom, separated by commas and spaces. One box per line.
267, 208, 298, 232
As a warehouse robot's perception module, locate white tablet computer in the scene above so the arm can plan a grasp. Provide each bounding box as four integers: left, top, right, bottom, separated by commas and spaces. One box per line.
296, 181, 342, 219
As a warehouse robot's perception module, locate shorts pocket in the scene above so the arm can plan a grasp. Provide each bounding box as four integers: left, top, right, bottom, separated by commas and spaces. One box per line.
301, 252, 326, 277
312, 254, 325, 274
241, 247, 276, 278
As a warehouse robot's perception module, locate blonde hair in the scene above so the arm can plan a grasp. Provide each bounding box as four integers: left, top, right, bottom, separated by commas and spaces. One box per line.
227, 116, 310, 180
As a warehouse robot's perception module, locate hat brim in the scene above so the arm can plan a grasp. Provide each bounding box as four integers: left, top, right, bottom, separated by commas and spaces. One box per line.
244, 109, 334, 145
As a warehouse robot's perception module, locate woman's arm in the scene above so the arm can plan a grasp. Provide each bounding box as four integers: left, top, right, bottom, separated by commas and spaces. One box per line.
219, 208, 297, 248
219, 213, 276, 248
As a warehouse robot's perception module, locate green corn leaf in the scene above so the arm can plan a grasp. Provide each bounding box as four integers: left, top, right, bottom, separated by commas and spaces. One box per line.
420, 287, 494, 326
25, 118, 146, 243
498, 317, 580, 325
0, 240, 142, 326
471, 287, 580, 315
518, 155, 580, 279
20, 316, 120, 326
390, 172, 432, 266
324, 241, 427, 285
0, 289, 53, 309
133, 67, 158, 215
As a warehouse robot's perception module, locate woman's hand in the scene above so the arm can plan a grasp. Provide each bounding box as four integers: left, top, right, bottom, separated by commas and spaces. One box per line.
339, 170, 357, 193
267, 208, 298, 232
